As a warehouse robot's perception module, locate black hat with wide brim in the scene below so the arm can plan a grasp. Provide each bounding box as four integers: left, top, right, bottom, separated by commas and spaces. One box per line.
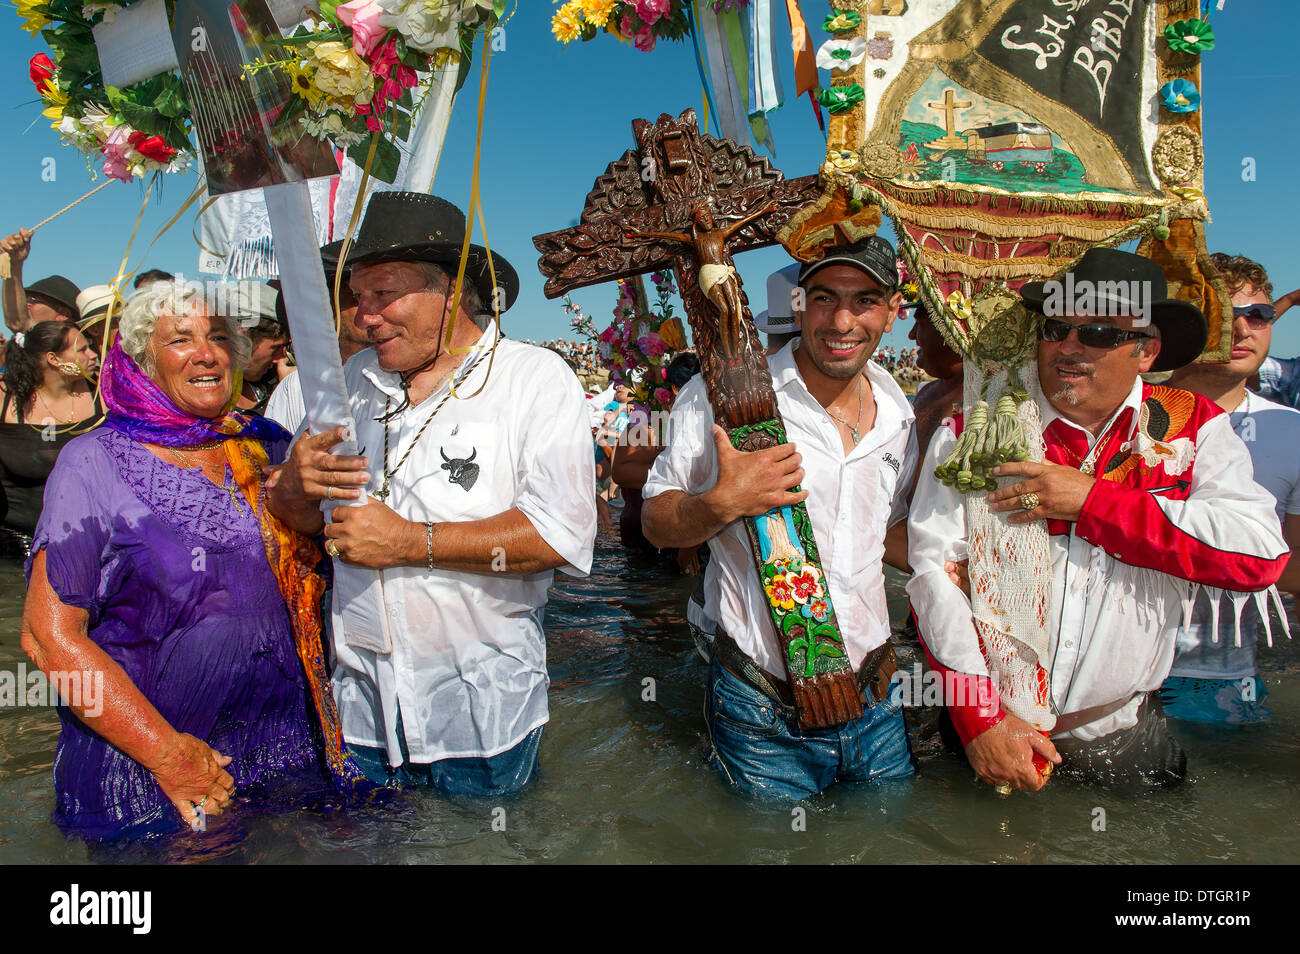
24, 274, 82, 316
1019, 247, 1207, 373
321, 192, 518, 315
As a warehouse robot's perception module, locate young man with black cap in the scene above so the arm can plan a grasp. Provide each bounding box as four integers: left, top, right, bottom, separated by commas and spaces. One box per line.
642, 236, 917, 799
1, 228, 80, 333
908, 248, 1289, 792
267, 193, 595, 796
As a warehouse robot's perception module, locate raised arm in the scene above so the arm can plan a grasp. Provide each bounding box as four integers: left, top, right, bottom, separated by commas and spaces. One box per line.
1, 229, 32, 333
721, 199, 776, 239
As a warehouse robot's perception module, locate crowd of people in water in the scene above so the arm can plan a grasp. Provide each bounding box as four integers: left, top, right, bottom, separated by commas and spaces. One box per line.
1, 189, 1297, 838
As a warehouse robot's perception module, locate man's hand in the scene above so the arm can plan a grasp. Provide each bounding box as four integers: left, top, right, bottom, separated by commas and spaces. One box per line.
324, 498, 417, 569
945, 558, 969, 595
676, 544, 701, 576
265, 426, 369, 535
271, 426, 370, 504
964, 713, 1061, 792
987, 461, 1095, 524
703, 424, 807, 523
1, 228, 32, 267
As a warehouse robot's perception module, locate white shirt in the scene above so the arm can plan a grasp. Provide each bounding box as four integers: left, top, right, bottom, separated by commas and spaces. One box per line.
644, 341, 917, 675
326, 327, 597, 763
1171, 390, 1300, 678
908, 378, 1287, 740
265, 369, 306, 434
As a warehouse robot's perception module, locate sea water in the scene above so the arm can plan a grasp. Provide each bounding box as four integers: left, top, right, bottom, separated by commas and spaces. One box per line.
1, 517, 1297, 864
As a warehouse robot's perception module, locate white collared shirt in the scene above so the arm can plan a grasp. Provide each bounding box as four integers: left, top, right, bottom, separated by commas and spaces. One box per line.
908, 378, 1287, 740
327, 327, 597, 763
644, 341, 917, 675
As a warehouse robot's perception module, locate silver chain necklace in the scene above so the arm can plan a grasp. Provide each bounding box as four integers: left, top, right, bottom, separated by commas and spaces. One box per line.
826, 376, 865, 445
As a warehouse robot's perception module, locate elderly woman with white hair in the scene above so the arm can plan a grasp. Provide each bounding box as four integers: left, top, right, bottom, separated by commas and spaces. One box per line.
20, 279, 359, 838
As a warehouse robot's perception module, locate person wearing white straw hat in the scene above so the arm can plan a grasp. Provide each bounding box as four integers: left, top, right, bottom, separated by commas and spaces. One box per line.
753, 263, 801, 354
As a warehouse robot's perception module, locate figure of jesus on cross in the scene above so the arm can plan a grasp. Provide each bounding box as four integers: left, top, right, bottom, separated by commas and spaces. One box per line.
625, 200, 774, 363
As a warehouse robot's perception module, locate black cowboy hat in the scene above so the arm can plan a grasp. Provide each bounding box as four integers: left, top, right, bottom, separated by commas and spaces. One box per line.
24, 275, 82, 316
321, 192, 518, 315
1020, 247, 1207, 373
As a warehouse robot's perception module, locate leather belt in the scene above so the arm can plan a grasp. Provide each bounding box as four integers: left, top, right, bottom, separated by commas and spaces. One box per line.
713, 629, 897, 720
1052, 693, 1140, 735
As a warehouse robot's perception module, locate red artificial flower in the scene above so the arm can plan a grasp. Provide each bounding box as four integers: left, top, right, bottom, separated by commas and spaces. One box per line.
29, 53, 54, 87
128, 131, 177, 163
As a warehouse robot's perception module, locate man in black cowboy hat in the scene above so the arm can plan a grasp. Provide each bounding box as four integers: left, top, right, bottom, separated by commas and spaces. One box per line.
908, 247, 1289, 792
267, 193, 596, 796
2, 228, 81, 333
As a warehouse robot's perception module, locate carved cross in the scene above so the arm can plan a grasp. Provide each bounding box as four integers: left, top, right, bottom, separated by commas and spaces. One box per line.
534, 109, 866, 729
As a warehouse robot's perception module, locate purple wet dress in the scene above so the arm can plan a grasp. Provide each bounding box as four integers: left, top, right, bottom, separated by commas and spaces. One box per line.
27, 428, 319, 838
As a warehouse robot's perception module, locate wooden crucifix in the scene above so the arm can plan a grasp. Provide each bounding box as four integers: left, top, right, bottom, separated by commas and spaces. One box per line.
534, 108, 865, 729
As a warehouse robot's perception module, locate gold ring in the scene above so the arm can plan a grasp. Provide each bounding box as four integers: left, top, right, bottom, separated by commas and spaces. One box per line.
326, 485, 334, 500
325, 540, 341, 558
1020, 492, 1040, 511
196, 795, 209, 809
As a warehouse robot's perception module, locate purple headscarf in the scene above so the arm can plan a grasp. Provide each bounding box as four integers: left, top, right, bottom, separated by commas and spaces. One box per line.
99, 341, 287, 446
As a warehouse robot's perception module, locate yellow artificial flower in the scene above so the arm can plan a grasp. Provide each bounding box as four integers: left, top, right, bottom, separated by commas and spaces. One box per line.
308, 41, 371, 102
17, 0, 51, 37
41, 80, 68, 124
946, 289, 972, 322
282, 58, 323, 109
551, 4, 583, 44
580, 0, 616, 28
826, 14, 854, 32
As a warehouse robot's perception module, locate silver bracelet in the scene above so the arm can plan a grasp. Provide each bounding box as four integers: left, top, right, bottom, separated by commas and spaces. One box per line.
425, 521, 435, 572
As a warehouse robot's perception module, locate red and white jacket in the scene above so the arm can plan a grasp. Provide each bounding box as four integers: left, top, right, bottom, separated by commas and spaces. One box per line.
907, 378, 1289, 743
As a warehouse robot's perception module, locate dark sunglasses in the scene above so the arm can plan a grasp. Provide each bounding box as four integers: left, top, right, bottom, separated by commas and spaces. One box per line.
1038, 317, 1153, 349
1233, 303, 1277, 327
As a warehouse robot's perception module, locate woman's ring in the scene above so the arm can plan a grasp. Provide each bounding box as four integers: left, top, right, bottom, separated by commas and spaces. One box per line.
325, 540, 341, 558
326, 486, 334, 500
1020, 492, 1040, 511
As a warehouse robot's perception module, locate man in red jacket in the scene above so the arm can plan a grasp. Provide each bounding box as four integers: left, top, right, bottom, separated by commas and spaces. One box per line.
908, 248, 1289, 791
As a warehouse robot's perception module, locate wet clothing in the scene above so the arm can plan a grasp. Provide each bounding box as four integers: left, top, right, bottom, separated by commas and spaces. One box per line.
27, 428, 318, 837
910, 379, 1288, 748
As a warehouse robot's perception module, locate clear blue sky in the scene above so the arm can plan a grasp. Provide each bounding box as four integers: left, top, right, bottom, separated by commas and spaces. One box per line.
3, 1, 1297, 356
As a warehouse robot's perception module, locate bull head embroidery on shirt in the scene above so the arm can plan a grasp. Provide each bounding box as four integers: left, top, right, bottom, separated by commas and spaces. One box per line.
440, 447, 480, 491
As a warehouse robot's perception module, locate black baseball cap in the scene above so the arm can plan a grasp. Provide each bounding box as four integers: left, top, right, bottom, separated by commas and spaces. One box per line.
798, 236, 898, 291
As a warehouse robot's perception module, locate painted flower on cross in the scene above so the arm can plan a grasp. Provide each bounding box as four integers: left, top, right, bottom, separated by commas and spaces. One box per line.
1164, 18, 1215, 55
789, 566, 823, 604
1159, 78, 1201, 113
765, 574, 797, 611
801, 598, 829, 623
816, 37, 865, 72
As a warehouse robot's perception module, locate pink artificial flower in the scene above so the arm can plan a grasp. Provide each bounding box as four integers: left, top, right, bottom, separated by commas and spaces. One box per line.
634, 25, 658, 52
336, 0, 386, 59
635, 0, 671, 25
101, 128, 133, 182
637, 333, 665, 357
369, 37, 399, 79
653, 387, 672, 405
395, 64, 419, 89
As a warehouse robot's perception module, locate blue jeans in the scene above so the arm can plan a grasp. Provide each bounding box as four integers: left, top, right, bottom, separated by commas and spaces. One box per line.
348, 711, 543, 798
704, 655, 914, 800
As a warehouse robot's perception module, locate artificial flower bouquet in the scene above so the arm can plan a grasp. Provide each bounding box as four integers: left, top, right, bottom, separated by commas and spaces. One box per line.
19, 0, 502, 183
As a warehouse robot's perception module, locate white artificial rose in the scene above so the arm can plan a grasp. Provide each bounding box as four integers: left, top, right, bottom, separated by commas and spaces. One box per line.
376, 0, 460, 52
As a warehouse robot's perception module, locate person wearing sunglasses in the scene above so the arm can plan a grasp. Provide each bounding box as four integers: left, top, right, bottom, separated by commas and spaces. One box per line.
1160, 253, 1300, 725
908, 247, 1288, 793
